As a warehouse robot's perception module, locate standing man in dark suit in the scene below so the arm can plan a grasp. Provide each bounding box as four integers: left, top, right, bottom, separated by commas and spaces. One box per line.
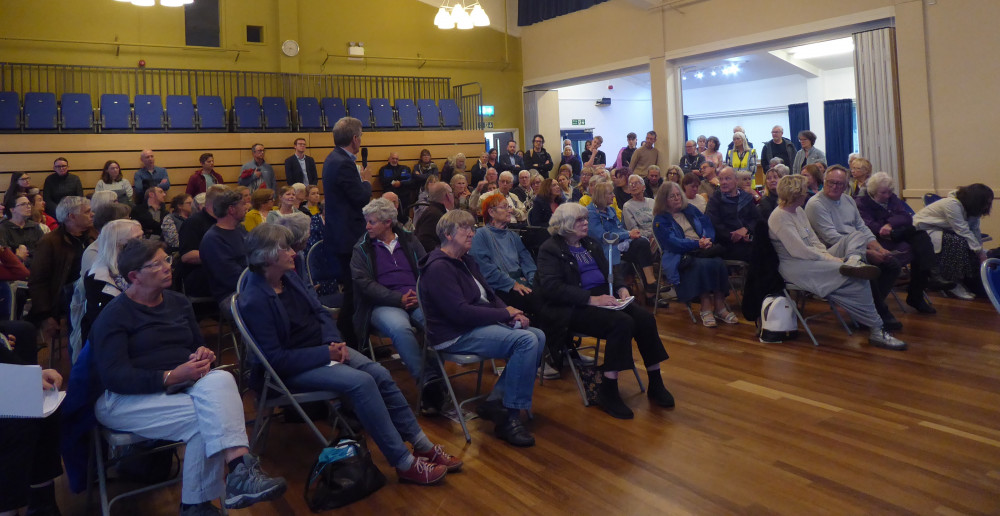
284, 137, 318, 187
498, 139, 524, 175
323, 117, 372, 346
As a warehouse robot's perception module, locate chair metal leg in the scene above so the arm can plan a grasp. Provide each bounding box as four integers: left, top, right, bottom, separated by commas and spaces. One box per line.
94, 429, 111, 516
891, 290, 907, 313
436, 356, 472, 443
785, 289, 819, 346
685, 303, 697, 323
828, 301, 854, 336
565, 353, 590, 407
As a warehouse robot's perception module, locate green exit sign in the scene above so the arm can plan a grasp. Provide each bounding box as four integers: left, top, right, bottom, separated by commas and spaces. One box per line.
571, 118, 587, 126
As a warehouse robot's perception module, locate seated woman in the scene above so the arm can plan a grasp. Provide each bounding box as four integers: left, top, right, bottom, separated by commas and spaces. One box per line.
653, 182, 736, 327
737, 170, 762, 203
856, 172, 954, 313
449, 174, 473, 215
913, 183, 995, 300
664, 165, 682, 186
681, 173, 708, 213
536, 203, 674, 419
91, 239, 288, 514
300, 185, 323, 217
767, 175, 907, 350
162, 194, 193, 253
528, 178, 563, 227
240, 224, 460, 485
265, 186, 299, 224
849, 157, 872, 197
705, 167, 761, 263
82, 219, 144, 344
242, 188, 273, 232
757, 164, 789, 220
801, 163, 823, 200
418, 210, 545, 447
587, 181, 657, 294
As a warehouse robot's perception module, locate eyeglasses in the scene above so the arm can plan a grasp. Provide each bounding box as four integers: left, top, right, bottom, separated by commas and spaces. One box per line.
493, 204, 511, 210
140, 254, 173, 271
824, 180, 847, 188
14, 202, 31, 208
574, 217, 587, 223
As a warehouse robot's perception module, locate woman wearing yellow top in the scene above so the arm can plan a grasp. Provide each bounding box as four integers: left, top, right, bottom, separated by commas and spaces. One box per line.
301, 185, 323, 216
725, 131, 757, 174
243, 188, 274, 231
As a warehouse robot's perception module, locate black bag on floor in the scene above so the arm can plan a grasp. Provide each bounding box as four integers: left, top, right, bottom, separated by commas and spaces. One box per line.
304, 438, 386, 512
575, 357, 601, 405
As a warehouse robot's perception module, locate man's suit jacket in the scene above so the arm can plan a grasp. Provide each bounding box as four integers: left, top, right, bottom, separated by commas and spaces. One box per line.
323, 147, 372, 257
284, 154, 318, 186
497, 152, 524, 174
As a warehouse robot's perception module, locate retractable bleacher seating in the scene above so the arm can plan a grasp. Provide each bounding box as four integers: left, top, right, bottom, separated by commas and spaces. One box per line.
233, 96, 262, 131
99, 94, 132, 131
60, 94, 94, 131
370, 98, 395, 129
165, 95, 196, 131
196, 95, 226, 131
24, 92, 58, 130
395, 99, 419, 129
321, 97, 346, 127
295, 97, 323, 131
262, 96, 289, 131
417, 99, 439, 129
439, 99, 462, 129
0, 92, 18, 131
134, 95, 165, 131
346, 98, 371, 127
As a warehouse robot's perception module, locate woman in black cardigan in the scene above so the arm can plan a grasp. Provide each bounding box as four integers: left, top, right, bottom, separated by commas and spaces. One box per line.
534, 202, 674, 419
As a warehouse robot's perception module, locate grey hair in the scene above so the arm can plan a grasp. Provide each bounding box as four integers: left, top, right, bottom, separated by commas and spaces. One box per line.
499, 171, 514, 182
736, 170, 752, 181
273, 211, 312, 246
548, 202, 588, 237
647, 165, 661, 174
733, 131, 748, 146
435, 209, 475, 244
290, 182, 306, 193
628, 174, 644, 187
246, 223, 294, 273
55, 196, 89, 224
90, 190, 118, 212
773, 164, 791, 177
866, 171, 894, 198
769, 157, 785, 166
92, 219, 142, 275
193, 192, 207, 210
361, 197, 398, 224
212, 189, 243, 219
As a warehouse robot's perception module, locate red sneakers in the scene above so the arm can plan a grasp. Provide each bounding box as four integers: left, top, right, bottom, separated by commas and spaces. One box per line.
396, 457, 448, 485
413, 444, 464, 472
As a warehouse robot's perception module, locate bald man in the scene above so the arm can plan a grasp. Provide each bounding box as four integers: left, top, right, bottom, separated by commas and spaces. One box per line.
134, 149, 170, 200
380, 191, 407, 225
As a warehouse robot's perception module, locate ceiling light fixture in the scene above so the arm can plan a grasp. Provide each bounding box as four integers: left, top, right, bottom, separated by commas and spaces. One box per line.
435, 1, 489, 30
694, 72, 704, 79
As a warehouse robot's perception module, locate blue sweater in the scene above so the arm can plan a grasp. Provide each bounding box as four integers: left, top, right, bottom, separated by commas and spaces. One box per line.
417, 249, 511, 346
653, 205, 716, 285
200, 225, 248, 303
587, 203, 630, 265
469, 225, 537, 293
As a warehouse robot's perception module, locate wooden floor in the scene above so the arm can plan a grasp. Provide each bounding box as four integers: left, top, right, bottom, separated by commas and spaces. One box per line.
52, 292, 1000, 515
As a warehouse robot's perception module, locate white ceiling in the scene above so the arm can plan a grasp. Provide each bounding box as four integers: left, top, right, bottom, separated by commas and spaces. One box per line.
680, 38, 855, 90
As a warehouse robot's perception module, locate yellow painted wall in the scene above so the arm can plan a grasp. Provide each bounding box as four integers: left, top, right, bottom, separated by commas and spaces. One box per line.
0, 0, 523, 130
518, 0, 999, 239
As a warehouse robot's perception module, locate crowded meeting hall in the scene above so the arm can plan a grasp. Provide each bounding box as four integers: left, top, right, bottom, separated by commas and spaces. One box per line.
1, 0, 1000, 514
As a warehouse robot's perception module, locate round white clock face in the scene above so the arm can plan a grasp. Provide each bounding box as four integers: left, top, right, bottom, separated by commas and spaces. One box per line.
282, 39, 300, 57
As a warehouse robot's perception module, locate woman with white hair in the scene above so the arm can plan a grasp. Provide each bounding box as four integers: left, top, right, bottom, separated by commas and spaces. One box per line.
559, 144, 583, 183
857, 172, 955, 312
536, 202, 674, 419
90, 190, 118, 213
81, 219, 144, 344
725, 131, 757, 174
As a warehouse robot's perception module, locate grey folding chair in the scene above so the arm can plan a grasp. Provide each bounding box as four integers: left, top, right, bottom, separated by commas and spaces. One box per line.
229, 291, 354, 454
783, 283, 855, 347
566, 333, 645, 407
88, 428, 189, 516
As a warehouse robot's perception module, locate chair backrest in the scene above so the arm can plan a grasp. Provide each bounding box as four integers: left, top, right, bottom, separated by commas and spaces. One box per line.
395, 99, 419, 129
134, 94, 164, 131
982, 258, 1000, 314
196, 95, 227, 130
306, 239, 340, 286
923, 193, 942, 206
261, 96, 289, 130
100, 94, 132, 130
370, 98, 394, 129
416, 99, 439, 129
24, 92, 57, 130
233, 96, 262, 131
0, 92, 19, 131
320, 97, 346, 126
346, 97, 371, 126
295, 97, 323, 130
165, 95, 196, 130
439, 99, 462, 128
60, 93, 93, 130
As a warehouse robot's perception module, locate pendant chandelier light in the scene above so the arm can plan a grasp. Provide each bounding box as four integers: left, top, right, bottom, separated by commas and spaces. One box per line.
115, 0, 194, 6
435, 1, 490, 30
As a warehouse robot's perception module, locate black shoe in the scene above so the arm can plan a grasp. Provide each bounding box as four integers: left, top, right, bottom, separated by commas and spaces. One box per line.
906, 295, 937, 314
647, 383, 675, 408
419, 384, 447, 416
494, 417, 535, 447
179, 502, 223, 516
882, 317, 903, 332
595, 385, 634, 419
925, 274, 956, 291
475, 399, 506, 424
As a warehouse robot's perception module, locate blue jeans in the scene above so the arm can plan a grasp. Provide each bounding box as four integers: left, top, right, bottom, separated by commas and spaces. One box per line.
440, 324, 545, 411
285, 347, 427, 469
370, 306, 436, 384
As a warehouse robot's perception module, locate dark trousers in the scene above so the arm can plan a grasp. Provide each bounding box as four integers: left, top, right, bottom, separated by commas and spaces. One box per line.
871, 258, 902, 319
336, 252, 358, 347
892, 227, 937, 298
1, 320, 39, 365
568, 301, 669, 373
622, 237, 654, 268
495, 287, 557, 356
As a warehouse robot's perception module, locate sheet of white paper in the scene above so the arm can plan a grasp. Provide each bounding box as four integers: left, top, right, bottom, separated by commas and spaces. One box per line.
42, 389, 66, 417
0, 363, 44, 418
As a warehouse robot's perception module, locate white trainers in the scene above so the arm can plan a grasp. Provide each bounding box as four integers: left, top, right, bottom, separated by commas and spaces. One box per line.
869, 327, 907, 351
537, 362, 559, 380
948, 283, 975, 300
840, 255, 881, 280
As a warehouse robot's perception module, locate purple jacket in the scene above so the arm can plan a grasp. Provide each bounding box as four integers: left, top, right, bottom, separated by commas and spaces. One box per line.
856, 192, 913, 258
417, 249, 512, 345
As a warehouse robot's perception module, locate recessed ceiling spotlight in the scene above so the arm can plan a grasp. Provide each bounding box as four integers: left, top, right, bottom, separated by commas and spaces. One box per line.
694, 72, 704, 79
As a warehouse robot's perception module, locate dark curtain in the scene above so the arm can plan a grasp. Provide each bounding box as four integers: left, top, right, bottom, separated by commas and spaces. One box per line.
518, 0, 610, 26
683, 115, 689, 142
787, 103, 809, 150
823, 99, 854, 168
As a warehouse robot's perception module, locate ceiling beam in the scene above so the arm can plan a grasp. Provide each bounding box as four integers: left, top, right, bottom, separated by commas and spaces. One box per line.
767, 49, 821, 78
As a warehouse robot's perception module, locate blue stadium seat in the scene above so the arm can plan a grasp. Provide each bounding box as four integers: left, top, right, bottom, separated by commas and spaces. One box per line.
233, 96, 262, 131
0, 92, 20, 131
261, 96, 289, 131
196, 95, 226, 131
417, 99, 439, 129
134, 94, 165, 131
61, 93, 94, 131
165, 95, 196, 131
370, 98, 395, 129
395, 99, 419, 129
295, 97, 323, 130
346, 98, 371, 127
320, 97, 346, 127
100, 94, 132, 131
439, 99, 462, 129
24, 92, 58, 131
